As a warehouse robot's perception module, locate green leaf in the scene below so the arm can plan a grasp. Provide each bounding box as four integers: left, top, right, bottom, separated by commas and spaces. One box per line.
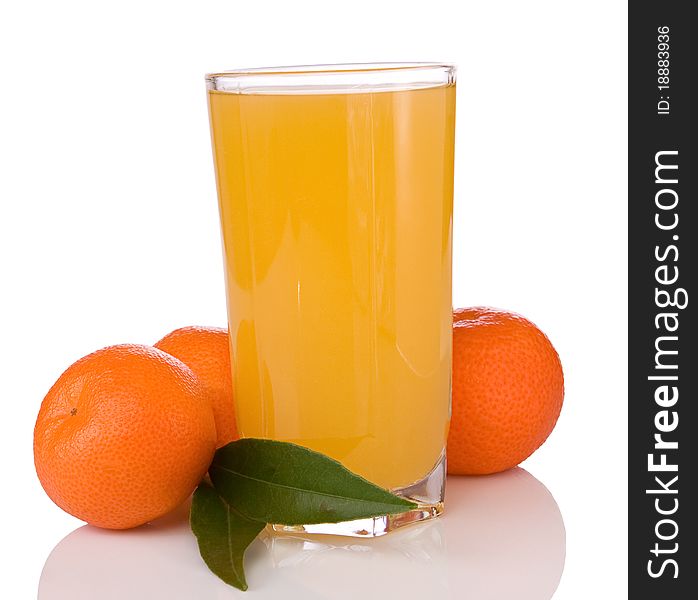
209, 438, 417, 525
190, 481, 265, 591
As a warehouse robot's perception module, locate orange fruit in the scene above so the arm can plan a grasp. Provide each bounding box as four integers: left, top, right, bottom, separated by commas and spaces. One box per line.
33, 344, 217, 529
447, 307, 564, 475
154, 326, 238, 447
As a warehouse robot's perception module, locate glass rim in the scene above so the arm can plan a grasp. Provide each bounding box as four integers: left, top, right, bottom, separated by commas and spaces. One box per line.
206, 62, 456, 95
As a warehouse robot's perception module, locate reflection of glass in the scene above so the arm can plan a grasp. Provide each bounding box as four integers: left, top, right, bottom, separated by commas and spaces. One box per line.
264, 521, 448, 598
39, 469, 564, 600
207, 63, 456, 535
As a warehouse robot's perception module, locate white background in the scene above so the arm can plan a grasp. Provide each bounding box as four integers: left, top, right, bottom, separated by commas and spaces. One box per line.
0, 1, 627, 598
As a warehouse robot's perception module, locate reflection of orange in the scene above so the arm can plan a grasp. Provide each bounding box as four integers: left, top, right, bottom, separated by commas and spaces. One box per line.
33, 344, 217, 529
447, 307, 564, 475
155, 326, 238, 447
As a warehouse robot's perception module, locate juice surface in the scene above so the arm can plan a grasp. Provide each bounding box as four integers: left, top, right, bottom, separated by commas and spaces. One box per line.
209, 84, 455, 489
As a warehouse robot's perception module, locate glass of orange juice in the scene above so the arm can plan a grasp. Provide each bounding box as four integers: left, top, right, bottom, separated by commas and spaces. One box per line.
206, 63, 456, 536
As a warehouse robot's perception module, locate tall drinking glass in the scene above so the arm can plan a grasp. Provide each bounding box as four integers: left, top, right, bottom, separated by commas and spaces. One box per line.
207, 63, 456, 536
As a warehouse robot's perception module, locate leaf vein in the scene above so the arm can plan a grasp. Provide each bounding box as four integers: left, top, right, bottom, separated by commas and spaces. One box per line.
225, 508, 241, 583
211, 463, 408, 507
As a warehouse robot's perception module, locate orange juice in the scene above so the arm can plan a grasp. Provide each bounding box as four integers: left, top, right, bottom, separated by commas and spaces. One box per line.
209, 82, 455, 490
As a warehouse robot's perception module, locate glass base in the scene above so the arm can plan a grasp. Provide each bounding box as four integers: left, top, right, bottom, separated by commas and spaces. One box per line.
271, 452, 446, 538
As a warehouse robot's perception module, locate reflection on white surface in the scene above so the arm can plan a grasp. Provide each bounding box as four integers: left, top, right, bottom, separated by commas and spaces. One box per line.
443, 468, 566, 599
39, 469, 565, 599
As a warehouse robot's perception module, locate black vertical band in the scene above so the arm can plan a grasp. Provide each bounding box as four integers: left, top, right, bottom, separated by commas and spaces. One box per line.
629, 2, 696, 597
